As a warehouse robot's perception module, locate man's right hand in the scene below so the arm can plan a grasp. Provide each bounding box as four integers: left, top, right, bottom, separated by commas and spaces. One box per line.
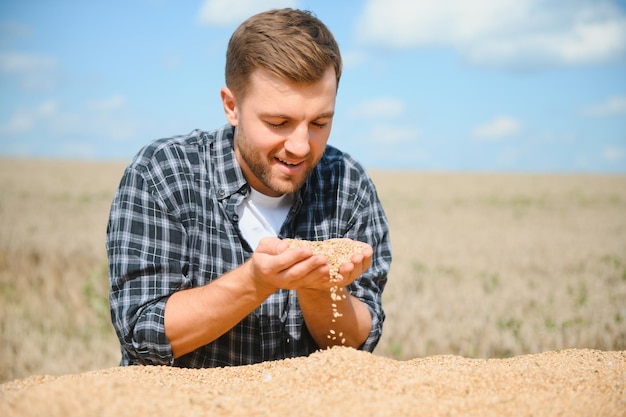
244, 237, 331, 292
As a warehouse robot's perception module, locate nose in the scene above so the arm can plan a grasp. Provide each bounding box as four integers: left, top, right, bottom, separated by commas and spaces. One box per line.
284, 124, 310, 157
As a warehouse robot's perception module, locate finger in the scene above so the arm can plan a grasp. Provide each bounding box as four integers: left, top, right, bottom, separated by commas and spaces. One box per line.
350, 251, 365, 264
357, 242, 374, 257
275, 240, 290, 254
338, 261, 356, 281
300, 261, 332, 284
277, 256, 330, 289
256, 237, 284, 254
282, 253, 327, 276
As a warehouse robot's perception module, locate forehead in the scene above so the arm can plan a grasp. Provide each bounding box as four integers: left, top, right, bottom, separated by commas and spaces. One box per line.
245, 67, 337, 100
239, 68, 337, 121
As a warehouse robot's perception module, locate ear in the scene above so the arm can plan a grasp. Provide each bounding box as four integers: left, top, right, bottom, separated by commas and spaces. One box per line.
221, 87, 239, 126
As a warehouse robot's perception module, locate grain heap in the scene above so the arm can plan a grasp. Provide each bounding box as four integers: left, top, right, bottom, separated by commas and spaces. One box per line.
2, 348, 624, 417
284, 238, 364, 344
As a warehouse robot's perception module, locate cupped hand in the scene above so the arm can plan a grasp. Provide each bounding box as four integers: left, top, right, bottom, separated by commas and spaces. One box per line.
245, 237, 329, 291
336, 240, 373, 285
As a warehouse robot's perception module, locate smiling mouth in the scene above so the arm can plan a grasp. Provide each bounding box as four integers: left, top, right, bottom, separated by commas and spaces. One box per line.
277, 157, 302, 167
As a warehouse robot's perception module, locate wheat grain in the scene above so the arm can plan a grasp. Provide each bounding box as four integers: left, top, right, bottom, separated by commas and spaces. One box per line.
284, 238, 364, 345
284, 238, 363, 281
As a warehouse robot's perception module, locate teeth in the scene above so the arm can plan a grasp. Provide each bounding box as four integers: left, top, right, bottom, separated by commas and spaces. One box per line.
279, 159, 298, 166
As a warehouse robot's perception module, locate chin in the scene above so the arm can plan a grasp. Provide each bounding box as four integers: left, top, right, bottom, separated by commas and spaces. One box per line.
272, 183, 300, 195
269, 177, 304, 195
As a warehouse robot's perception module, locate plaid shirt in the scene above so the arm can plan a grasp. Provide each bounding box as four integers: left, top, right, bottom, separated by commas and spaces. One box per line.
106, 124, 391, 368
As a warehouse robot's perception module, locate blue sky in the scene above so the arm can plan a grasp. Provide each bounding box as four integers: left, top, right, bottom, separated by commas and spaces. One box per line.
1, 0, 625, 172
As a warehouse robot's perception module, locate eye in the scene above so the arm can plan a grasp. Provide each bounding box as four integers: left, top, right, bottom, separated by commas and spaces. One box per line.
265, 120, 286, 129
311, 119, 330, 129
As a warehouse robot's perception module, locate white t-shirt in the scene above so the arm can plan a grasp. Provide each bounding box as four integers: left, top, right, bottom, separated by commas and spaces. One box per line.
236, 188, 294, 250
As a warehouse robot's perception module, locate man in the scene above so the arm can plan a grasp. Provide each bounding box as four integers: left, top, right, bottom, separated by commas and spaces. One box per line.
106, 8, 391, 368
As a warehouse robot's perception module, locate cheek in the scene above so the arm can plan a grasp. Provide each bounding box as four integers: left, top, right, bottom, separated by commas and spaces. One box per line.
310, 130, 331, 153
242, 123, 283, 154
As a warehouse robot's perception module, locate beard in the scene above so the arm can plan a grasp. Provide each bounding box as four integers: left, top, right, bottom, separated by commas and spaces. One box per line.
234, 125, 321, 196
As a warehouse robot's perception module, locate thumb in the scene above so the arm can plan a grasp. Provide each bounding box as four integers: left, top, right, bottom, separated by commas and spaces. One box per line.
275, 239, 290, 254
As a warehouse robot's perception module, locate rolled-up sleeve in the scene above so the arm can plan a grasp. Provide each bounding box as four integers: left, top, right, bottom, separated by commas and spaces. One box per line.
346, 172, 391, 352
292, 150, 392, 353
106, 164, 189, 365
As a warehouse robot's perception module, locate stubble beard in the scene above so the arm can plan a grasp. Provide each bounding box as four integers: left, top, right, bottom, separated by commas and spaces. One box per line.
235, 127, 317, 196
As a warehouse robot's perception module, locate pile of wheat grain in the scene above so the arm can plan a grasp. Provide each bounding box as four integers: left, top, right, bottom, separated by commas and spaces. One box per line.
1, 347, 624, 417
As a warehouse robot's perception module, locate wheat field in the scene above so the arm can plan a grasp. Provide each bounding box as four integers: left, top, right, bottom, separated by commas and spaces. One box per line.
1, 158, 625, 384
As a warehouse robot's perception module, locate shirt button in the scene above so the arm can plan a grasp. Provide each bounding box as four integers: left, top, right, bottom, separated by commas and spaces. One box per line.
232, 214, 239, 222
218, 189, 225, 197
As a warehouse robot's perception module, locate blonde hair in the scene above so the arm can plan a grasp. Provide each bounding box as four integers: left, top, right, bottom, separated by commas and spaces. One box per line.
225, 8, 342, 99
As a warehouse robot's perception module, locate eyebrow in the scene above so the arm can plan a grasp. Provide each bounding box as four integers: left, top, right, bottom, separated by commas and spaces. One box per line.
315, 111, 335, 119
261, 111, 335, 120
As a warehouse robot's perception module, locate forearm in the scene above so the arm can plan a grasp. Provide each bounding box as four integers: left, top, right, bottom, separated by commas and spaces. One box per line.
297, 286, 372, 349
164, 261, 276, 358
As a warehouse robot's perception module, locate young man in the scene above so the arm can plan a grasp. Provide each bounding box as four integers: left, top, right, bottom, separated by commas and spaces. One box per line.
106, 8, 392, 367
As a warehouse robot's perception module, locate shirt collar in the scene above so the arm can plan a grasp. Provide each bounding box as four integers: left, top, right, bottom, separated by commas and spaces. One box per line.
210, 124, 250, 201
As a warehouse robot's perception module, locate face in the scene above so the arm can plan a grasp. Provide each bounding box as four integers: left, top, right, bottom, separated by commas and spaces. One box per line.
221, 67, 337, 197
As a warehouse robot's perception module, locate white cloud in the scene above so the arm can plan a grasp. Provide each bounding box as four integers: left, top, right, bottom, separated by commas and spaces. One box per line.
355, 0, 626, 69
0, 52, 58, 73
197, 0, 298, 27
57, 141, 98, 159
473, 116, 522, 140
1, 96, 137, 141
0, 99, 60, 134
36, 99, 60, 116
342, 50, 369, 70
0, 52, 60, 90
603, 146, 625, 163
162, 50, 183, 70
348, 97, 406, 119
0, 21, 33, 38
582, 96, 626, 117
87, 95, 127, 112
0, 111, 35, 134
365, 124, 420, 144
84, 95, 137, 140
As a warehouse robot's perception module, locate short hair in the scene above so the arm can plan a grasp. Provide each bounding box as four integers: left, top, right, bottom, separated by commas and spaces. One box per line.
225, 8, 342, 100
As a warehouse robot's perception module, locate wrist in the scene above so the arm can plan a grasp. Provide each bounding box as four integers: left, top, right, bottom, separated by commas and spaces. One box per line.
239, 260, 277, 297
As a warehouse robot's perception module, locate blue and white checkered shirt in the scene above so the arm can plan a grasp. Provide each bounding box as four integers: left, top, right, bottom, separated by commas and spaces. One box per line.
106, 124, 391, 368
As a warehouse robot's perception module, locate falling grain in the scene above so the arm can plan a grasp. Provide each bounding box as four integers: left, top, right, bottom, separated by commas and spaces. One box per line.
285, 238, 364, 345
